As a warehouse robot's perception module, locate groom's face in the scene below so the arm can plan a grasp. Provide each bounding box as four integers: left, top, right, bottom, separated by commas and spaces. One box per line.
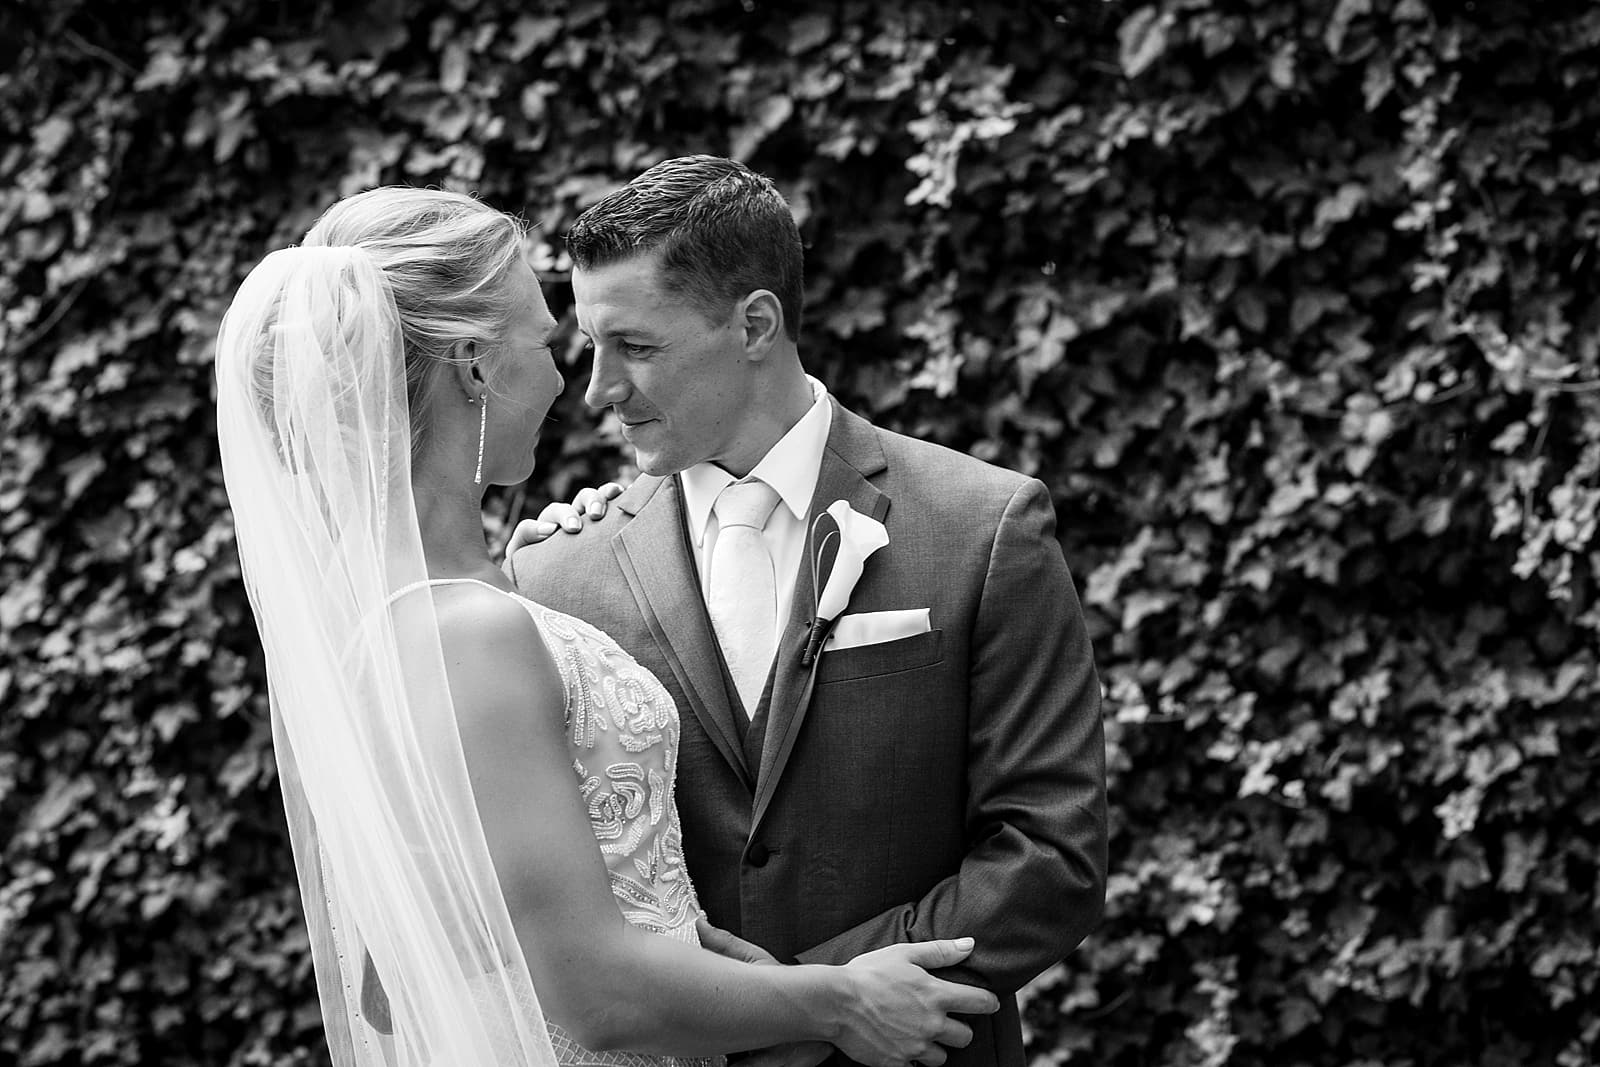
573, 251, 751, 476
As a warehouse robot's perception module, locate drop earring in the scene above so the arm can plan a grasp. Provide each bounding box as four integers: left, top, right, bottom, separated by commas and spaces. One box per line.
473, 393, 487, 485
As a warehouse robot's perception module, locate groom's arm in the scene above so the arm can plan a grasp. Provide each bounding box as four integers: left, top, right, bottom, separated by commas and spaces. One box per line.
794, 478, 1107, 994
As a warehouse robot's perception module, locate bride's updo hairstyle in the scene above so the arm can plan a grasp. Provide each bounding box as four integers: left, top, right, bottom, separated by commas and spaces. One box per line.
300, 187, 527, 453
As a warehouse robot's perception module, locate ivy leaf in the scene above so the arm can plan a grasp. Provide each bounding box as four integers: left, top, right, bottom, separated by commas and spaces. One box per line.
1119, 8, 1175, 79
730, 94, 794, 161
23, 775, 96, 836
1325, 0, 1373, 56
439, 38, 469, 93
508, 15, 562, 60
908, 350, 964, 398
1363, 49, 1395, 110
787, 13, 832, 55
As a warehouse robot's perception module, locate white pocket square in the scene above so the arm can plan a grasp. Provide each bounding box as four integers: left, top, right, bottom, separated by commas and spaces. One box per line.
824, 609, 932, 651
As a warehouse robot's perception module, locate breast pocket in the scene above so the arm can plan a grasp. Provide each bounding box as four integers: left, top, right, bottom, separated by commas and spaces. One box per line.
815, 628, 944, 685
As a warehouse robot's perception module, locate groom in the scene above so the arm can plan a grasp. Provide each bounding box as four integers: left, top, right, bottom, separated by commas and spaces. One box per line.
510, 155, 1106, 1067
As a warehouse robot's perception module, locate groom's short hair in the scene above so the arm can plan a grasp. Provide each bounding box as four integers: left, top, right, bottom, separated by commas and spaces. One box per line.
566, 155, 804, 341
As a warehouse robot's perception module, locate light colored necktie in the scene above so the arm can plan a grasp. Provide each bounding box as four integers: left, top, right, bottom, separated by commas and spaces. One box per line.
707, 479, 782, 717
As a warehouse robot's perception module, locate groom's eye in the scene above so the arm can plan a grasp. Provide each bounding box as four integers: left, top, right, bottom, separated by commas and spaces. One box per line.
620, 341, 654, 357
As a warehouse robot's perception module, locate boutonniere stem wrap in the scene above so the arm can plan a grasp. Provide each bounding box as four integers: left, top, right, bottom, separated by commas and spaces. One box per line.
801, 500, 888, 665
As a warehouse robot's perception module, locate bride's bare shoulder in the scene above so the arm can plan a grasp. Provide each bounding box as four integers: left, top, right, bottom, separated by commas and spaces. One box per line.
414, 583, 575, 799
423, 578, 529, 627
422, 581, 564, 716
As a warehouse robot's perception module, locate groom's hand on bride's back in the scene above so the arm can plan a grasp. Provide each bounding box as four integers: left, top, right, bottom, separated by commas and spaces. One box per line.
504, 481, 624, 559
696, 917, 783, 966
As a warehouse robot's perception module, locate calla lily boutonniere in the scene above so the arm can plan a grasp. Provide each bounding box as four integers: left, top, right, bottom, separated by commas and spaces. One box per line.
801, 500, 889, 665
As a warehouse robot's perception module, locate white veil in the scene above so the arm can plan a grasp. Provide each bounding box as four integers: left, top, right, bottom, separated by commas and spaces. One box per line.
215, 246, 559, 1067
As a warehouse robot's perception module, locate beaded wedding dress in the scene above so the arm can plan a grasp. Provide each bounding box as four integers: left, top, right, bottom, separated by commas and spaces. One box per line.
414, 579, 720, 1067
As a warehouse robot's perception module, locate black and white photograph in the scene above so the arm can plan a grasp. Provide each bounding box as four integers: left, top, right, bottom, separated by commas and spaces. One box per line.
2, 2, 1594, 1065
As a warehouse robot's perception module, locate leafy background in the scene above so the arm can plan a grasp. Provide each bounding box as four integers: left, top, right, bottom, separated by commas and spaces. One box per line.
3, 0, 1597, 1064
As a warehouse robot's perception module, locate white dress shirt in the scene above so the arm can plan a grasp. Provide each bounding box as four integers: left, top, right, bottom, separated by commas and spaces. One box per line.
681, 377, 833, 643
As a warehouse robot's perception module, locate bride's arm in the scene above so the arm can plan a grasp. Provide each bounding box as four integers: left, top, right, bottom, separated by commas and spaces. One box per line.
435, 588, 998, 1064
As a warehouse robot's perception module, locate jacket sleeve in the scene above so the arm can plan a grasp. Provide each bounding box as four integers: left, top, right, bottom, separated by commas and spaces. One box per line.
794, 478, 1107, 993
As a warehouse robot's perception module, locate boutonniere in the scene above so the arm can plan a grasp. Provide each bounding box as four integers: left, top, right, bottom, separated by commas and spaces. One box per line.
801, 500, 889, 665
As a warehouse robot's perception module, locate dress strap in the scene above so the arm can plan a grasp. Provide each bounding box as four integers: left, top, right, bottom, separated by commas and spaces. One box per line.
384, 576, 516, 607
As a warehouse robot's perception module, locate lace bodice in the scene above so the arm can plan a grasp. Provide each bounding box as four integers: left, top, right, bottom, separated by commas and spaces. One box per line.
510, 593, 719, 1067
527, 603, 703, 944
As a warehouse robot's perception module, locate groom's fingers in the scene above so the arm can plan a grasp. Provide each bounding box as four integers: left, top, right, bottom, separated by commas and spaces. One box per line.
695, 917, 740, 957
695, 917, 779, 964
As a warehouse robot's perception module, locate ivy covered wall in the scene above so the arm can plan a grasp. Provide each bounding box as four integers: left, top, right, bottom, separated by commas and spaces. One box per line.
3, 1, 1596, 1064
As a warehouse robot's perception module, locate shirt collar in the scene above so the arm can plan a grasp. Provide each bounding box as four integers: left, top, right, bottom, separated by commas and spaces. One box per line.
681, 376, 833, 546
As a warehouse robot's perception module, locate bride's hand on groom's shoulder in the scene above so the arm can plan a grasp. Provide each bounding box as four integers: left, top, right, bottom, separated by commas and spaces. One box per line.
505, 481, 624, 558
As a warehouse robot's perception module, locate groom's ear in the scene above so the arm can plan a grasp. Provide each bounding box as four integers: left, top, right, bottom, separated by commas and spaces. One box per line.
738, 290, 785, 359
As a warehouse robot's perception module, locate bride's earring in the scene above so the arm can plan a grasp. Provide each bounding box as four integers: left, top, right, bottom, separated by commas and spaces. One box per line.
473, 393, 487, 485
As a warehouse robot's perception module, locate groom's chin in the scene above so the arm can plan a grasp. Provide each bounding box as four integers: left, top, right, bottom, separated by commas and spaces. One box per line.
625, 444, 681, 478
632, 452, 677, 478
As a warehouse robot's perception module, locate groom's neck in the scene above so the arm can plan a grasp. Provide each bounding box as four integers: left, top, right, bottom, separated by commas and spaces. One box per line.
714, 362, 816, 479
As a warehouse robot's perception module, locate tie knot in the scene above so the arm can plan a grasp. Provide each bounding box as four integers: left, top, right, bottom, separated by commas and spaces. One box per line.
715, 478, 781, 530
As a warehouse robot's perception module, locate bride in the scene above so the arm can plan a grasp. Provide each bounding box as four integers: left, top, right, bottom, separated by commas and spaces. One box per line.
214, 186, 996, 1067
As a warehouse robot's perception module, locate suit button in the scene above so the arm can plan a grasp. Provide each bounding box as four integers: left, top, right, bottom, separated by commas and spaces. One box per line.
746, 843, 771, 867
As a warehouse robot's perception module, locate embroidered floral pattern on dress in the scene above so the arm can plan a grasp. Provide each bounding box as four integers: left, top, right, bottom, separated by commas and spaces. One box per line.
523, 603, 718, 1067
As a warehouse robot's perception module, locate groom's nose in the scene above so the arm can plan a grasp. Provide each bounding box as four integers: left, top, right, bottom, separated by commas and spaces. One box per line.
585, 347, 630, 410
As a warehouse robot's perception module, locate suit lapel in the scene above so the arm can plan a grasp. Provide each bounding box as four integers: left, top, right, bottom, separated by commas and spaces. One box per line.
612, 475, 752, 787
751, 402, 889, 835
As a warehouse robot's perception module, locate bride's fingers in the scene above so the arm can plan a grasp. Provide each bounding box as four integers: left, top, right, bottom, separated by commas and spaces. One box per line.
506, 517, 560, 556
538, 501, 586, 532
506, 490, 610, 557
896, 937, 976, 971
935, 1019, 972, 1049
571, 481, 623, 520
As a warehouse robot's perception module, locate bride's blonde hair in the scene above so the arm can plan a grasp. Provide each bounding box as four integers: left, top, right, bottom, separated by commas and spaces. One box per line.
301, 187, 527, 453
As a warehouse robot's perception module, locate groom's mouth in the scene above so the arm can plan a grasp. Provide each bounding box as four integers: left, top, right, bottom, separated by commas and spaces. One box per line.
618, 417, 656, 438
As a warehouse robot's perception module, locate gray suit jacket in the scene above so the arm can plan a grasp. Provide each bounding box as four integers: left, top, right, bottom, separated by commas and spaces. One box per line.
512, 400, 1106, 1067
